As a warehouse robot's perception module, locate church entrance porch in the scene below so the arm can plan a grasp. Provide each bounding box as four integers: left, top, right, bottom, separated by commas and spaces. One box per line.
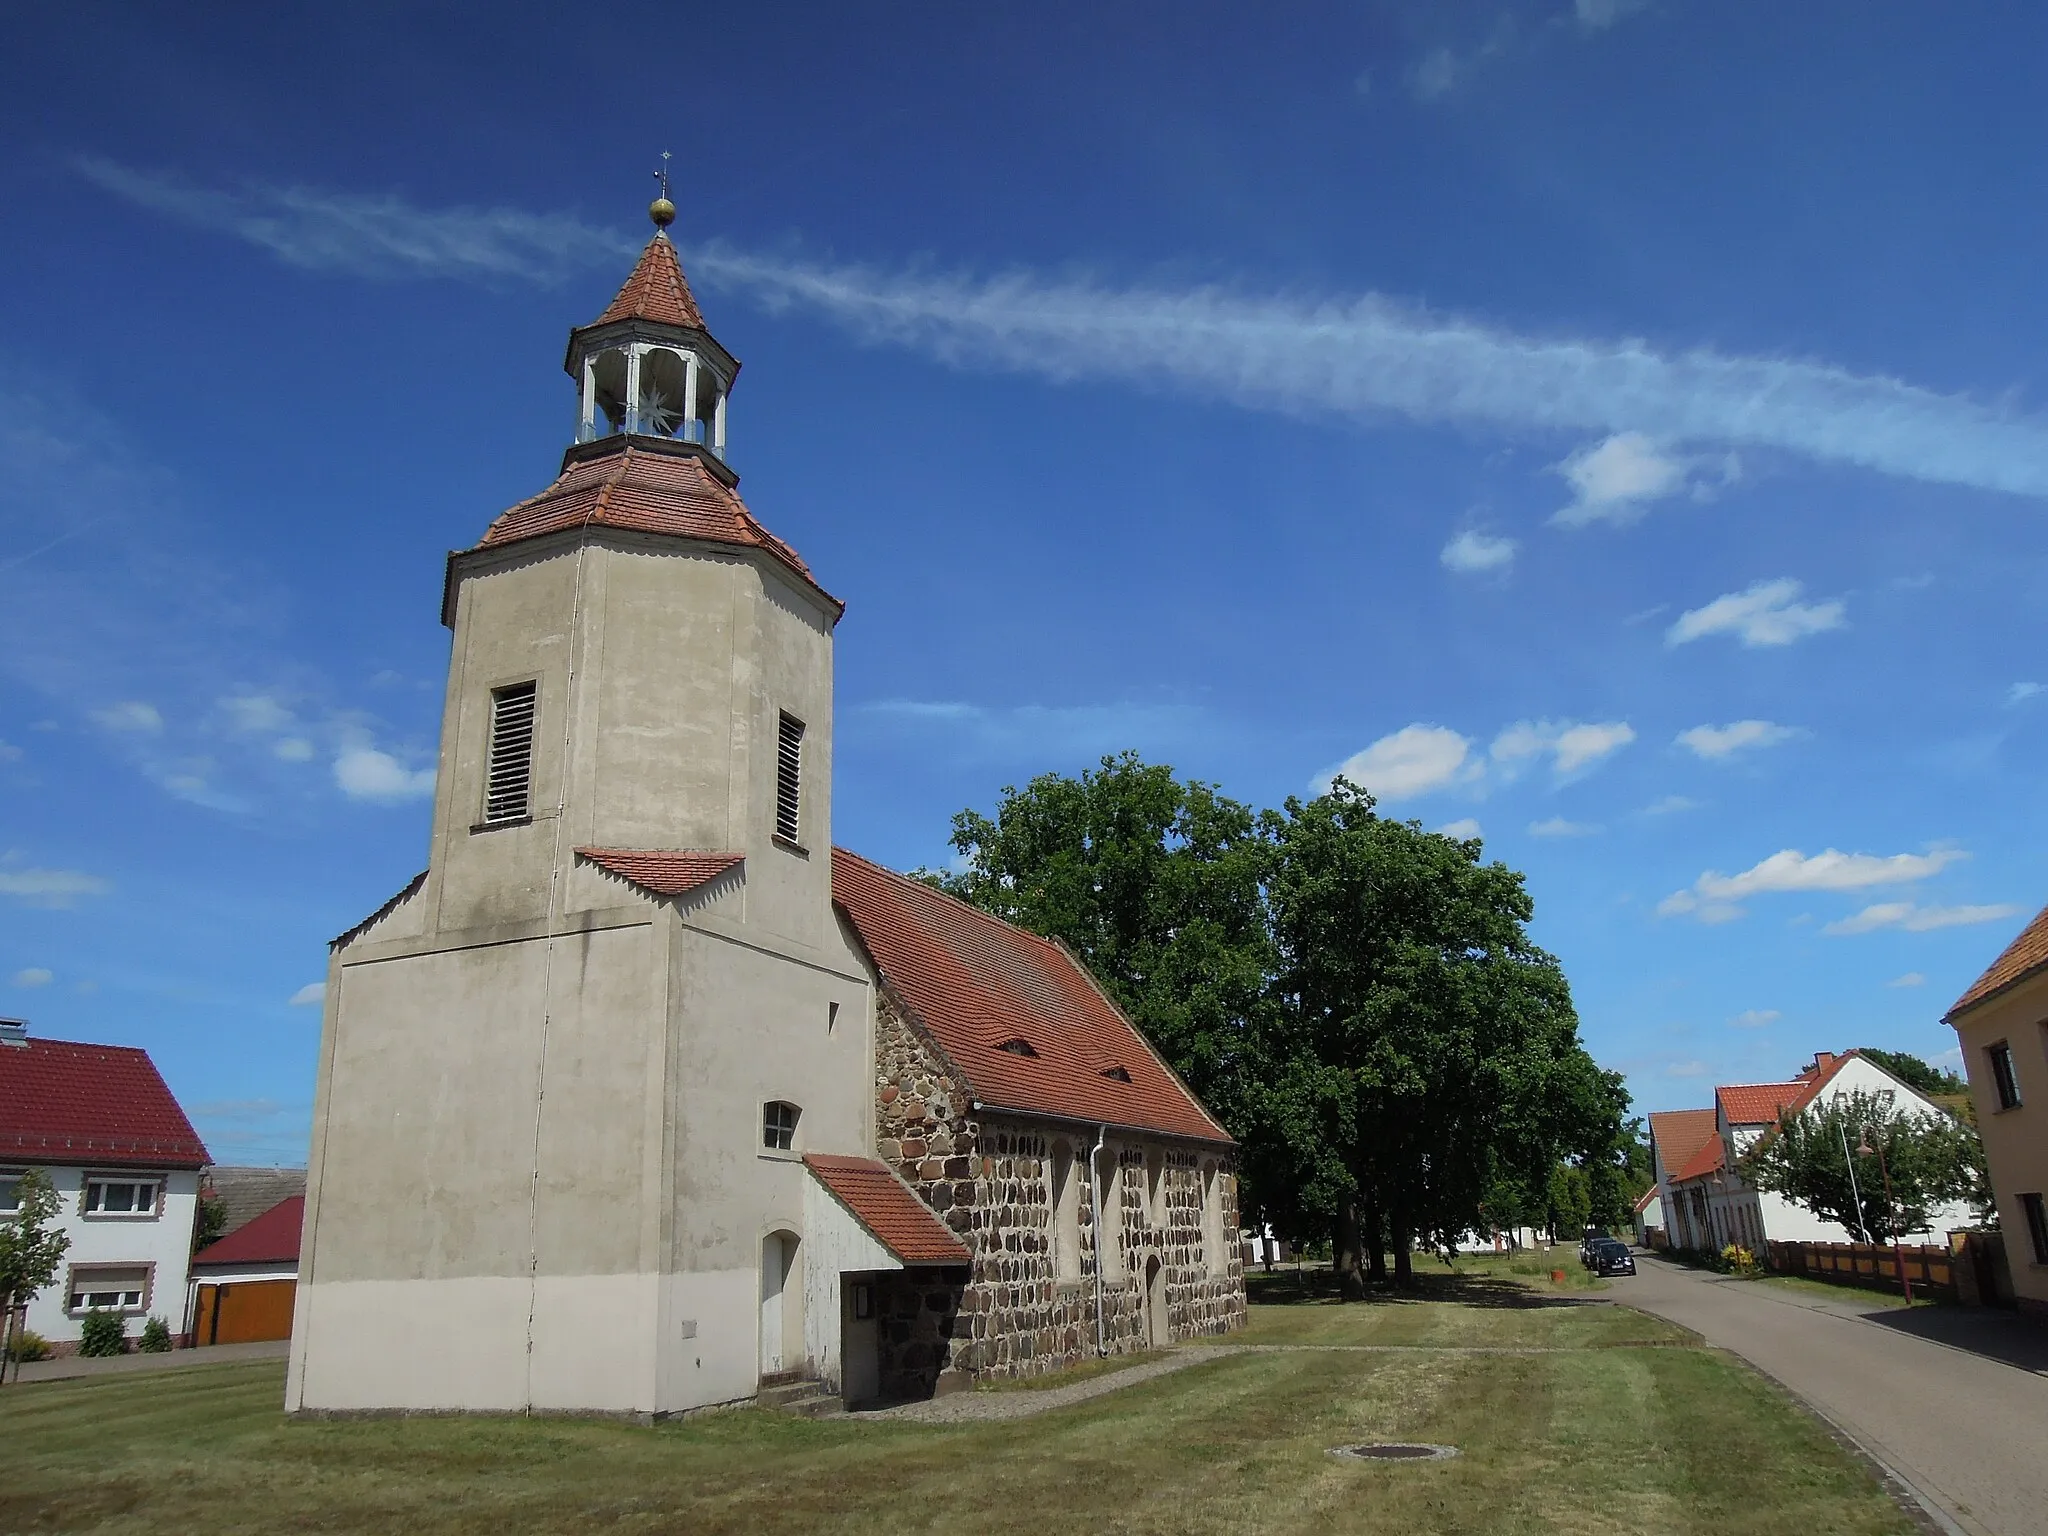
872, 1268, 970, 1402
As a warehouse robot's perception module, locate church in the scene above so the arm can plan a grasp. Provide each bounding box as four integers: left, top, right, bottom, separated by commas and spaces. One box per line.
286, 192, 1246, 1418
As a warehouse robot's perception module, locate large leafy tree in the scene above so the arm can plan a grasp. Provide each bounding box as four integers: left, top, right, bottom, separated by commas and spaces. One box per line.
938, 752, 1279, 1147
0, 1169, 70, 1384
1745, 1088, 1991, 1241
1859, 1048, 1968, 1099
1264, 781, 1622, 1290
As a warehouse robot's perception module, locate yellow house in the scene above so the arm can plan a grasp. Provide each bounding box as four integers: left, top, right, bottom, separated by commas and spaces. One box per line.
1944, 905, 2048, 1315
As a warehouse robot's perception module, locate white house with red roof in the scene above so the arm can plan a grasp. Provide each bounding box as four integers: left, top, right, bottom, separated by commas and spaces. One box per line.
0, 1019, 210, 1353
1659, 1050, 1975, 1254
289, 198, 1243, 1419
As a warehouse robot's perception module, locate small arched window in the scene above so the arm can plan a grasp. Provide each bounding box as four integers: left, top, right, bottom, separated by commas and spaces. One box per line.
763, 1101, 800, 1151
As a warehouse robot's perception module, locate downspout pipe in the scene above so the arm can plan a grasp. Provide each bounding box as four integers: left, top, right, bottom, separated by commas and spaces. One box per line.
1089, 1125, 1109, 1358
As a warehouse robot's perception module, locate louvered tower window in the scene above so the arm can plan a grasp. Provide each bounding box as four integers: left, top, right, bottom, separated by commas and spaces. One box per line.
775, 712, 804, 844
484, 681, 538, 823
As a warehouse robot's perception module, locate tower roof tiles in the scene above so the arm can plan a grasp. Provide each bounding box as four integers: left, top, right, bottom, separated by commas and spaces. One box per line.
591, 233, 705, 330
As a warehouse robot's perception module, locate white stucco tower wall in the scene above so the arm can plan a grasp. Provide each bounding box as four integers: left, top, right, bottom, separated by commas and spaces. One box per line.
288, 228, 871, 1418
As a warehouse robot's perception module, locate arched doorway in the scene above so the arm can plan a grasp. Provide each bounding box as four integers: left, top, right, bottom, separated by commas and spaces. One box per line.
1144, 1254, 1167, 1348
760, 1232, 799, 1377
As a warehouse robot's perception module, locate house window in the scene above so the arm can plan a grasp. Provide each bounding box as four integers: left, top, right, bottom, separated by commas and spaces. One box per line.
774, 712, 804, 844
1988, 1042, 2023, 1111
763, 1101, 800, 1151
483, 680, 539, 823
1050, 1141, 1082, 1282
0, 1169, 21, 1214
83, 1176, 160, 1218
67, 1265, 149, 1315
2021, 1193, 2048, 1266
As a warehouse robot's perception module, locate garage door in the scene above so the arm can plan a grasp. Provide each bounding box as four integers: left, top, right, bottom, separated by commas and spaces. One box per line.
196, 1280, 297, 1345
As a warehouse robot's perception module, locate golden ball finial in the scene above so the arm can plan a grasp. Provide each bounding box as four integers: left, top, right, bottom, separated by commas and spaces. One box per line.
649, 196, 676, 229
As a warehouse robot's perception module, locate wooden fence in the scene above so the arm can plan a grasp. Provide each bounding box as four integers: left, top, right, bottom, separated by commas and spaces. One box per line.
1764, 1239, 1956, 1300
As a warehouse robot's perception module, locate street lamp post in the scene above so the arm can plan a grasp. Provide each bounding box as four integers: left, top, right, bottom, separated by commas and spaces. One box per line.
1856, 1125, 1912, 1303
1837, 1118, 1872, 1244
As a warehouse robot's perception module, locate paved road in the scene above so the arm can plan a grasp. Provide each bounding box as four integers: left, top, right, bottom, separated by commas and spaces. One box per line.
1620, 1254, 2048, 1536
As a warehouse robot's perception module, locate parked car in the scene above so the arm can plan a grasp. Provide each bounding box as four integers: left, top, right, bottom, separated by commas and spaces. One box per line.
1578, 1226, 1612, 1267
1591, 1239, 1636, 1277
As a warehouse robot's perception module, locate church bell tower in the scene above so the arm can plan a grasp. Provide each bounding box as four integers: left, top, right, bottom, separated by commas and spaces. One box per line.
289, 184, 876, 1419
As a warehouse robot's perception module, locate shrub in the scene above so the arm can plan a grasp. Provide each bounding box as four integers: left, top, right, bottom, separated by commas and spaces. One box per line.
78, 1309, 127, 1357
138, 1316, 173, 1353
6, 1329, 51, 1362
1720, 1243, 1759, 1278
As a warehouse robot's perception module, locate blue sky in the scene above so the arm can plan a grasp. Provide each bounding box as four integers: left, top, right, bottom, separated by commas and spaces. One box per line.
5, 2, 2046, 1161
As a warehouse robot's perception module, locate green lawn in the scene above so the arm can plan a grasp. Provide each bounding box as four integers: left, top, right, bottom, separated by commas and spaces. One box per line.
0, 1275, 1912, 1536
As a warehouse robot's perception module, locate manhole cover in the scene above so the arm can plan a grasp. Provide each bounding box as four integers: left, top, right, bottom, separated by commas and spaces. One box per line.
1328, 1443, 1460, 1462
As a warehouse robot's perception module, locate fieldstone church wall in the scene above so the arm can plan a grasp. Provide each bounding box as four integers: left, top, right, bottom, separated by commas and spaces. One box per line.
873, 990, 1246, 1393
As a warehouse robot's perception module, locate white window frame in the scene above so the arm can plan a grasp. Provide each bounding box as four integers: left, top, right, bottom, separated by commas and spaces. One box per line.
82, 1174, 163, 1220
0, 1168, 22, 1215
762, 1100, 801, 1153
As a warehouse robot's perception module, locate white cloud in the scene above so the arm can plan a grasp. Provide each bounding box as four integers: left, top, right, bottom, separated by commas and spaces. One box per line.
1886, 972, 1926, 988
1320, 724, 1477, 801
0, 739, 20, 762
1823, 901, 2021, 936
221, 694, 293, 734
1576, 0, 1649, 28
1553, 432, 1689, 527
76, 160, 2048, 505
273, 737, 315, 762
289, 982, 326, 1007
1667, 579, 1846, 648
1662, 846, 1967, 922
2007, 682, 2041, 707
334, 744, 436, 803
1676, 720, 1803, 760
11, 967, 52, 988
90, 700, 163, 732
0, 865, 111, 908
1530, 816, 1601, 837
1641, 795, 1700, 816
1435, 818, 1483, 840
1666, 1060, 1708, 1079
1492, 718, 1635, 777
1441, 529, 1517, 575
1730, 1009, 1779, 1029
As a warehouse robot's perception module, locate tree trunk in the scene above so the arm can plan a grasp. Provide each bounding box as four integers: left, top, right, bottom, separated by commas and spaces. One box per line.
1335, 1202, 1367, 1300
1391, 1209, 1415, 1287
0, 1291, 14, 1386
1364, 1191, 1387, 1285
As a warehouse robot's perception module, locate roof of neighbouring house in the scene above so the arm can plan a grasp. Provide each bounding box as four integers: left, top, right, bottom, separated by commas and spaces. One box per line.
205, 1166, 307, 1235
1670, 1133, 1727, 1185
829, 848, 1233, 1144
471, 441, 839, 615
0, 1036, 210, 1169
1716, 1081, 1807, 1126
1947, 900, 2048, 1020
577, 849, 743, 898
1648, 1108, 1719, 1181
803, 1154, 970, 1265
193, 1195, 304, 1269
590, 232, 706, 330
1633, 1186, 1660, 1215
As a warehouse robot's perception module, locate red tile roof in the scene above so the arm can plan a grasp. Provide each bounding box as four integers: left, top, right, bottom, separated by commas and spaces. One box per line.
1947, 900, 2048, 1019
1649, 1109, 1718, 1183
0, 1037, 209, 1169
1633, 1186, 1659, 1215
1716, 1082, 1806, 1126
193, 1195, 303, 1269
577, 848, 742, 898
1670, 1134, 1726, 1184
830, 849, 1232, 1144
592, 233, 705, 330
475, 441, 840, 615
804, 1154, 970, 1265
